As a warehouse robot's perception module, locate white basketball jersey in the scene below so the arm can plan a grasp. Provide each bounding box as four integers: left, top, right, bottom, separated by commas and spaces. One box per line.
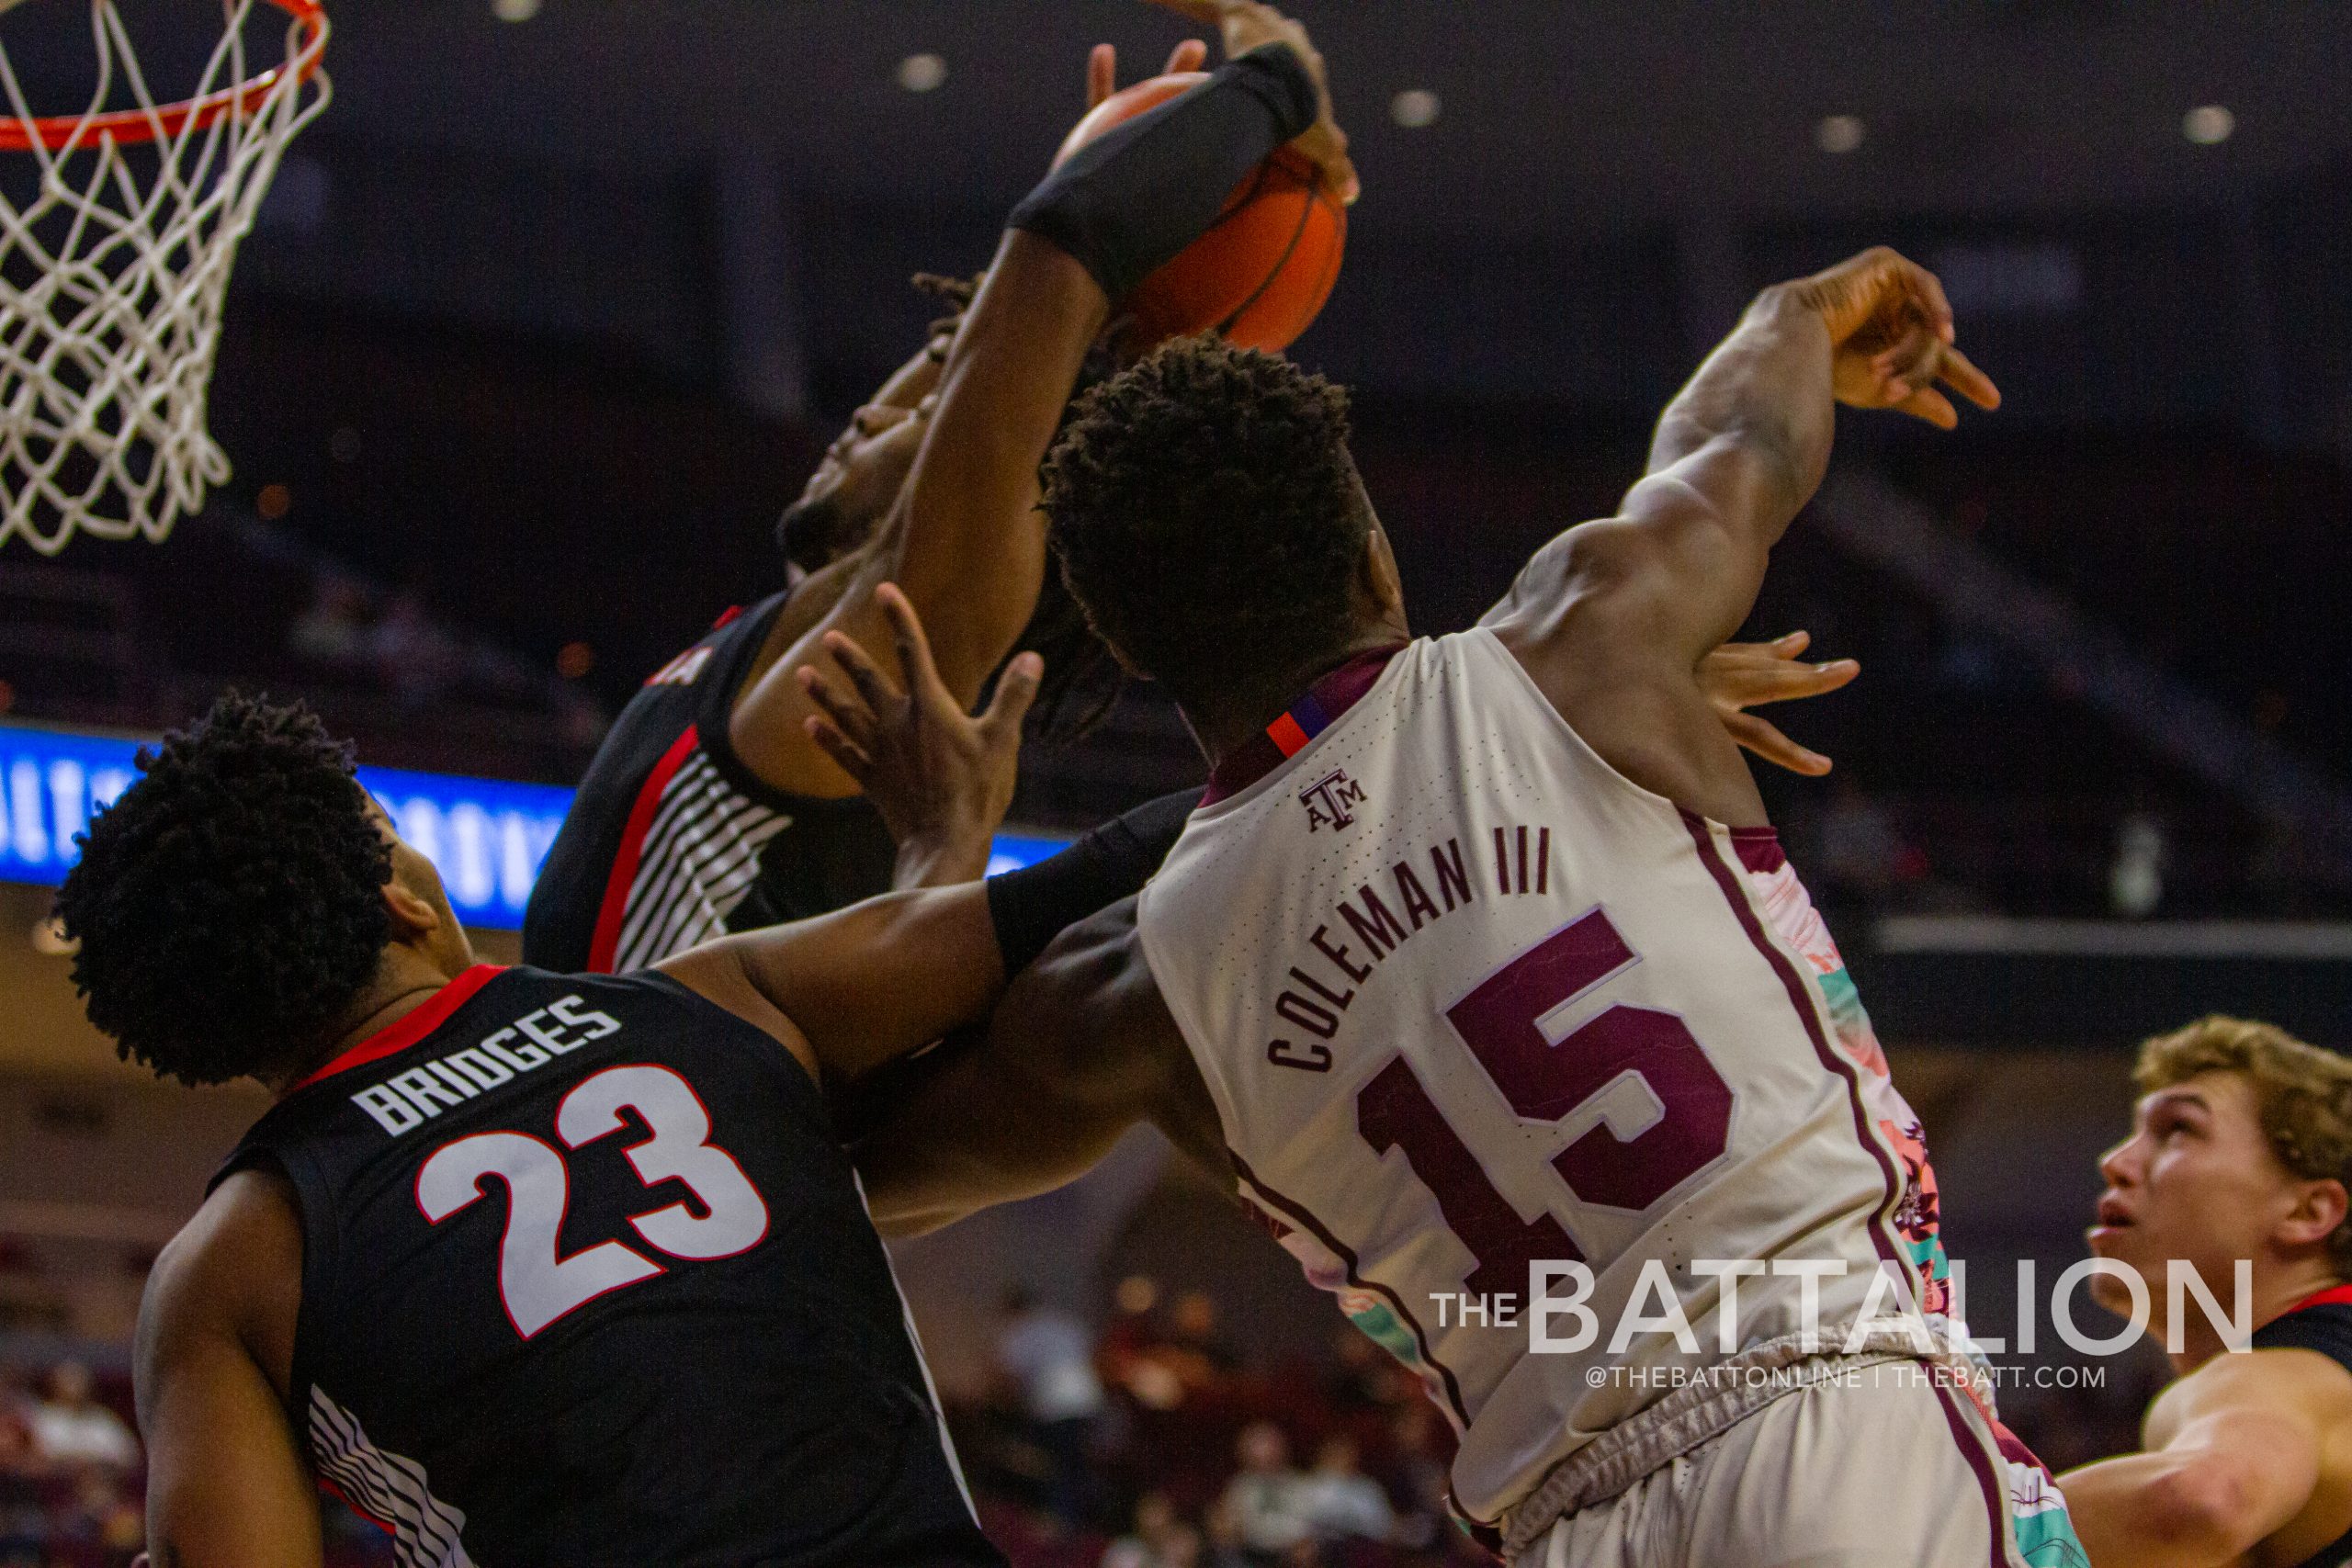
1136, 630, 1957, 1531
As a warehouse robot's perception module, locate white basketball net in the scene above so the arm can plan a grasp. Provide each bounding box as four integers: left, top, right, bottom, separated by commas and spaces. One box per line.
0, 0, 327, 554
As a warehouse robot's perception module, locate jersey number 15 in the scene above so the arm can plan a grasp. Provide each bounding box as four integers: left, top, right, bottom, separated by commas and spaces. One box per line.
1356, 908, 1736, 1300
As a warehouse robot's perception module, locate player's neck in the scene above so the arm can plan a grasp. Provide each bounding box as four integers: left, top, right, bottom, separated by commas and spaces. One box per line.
1184, 627, 1409, 767
264, 947, 473, 1097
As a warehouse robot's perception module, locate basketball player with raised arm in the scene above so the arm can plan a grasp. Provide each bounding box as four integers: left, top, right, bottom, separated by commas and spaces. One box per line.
52, 670, 1187, 1568
839, 250, 2089, 1567
2058, 1017, 2352, 1568
519, 0, 1356, 973
523, 0, 1859, 977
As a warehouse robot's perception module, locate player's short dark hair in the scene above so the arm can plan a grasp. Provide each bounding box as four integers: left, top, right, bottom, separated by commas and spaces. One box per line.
1039, 336, 1366, 709
55, 693, 392, 1086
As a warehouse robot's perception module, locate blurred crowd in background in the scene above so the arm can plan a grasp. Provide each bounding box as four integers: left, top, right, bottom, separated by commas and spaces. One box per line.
0, 1235, 2218, 1567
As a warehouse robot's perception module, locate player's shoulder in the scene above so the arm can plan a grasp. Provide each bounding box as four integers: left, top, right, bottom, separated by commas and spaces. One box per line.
2251, 1302, 2352, 1404
139, 1163, 304, 1398
2178, 1326, 2352, 1424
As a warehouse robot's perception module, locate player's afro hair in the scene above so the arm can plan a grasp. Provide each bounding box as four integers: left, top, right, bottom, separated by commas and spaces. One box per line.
1039, 335, 1367, 711
54, 693, 393, 1086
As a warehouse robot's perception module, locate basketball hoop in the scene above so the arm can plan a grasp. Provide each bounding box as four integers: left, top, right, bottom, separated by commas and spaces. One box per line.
0, 0, 329, 555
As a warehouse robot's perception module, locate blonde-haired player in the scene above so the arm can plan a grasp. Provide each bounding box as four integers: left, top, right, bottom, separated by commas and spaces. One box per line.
2064, 1017, 2352, 1568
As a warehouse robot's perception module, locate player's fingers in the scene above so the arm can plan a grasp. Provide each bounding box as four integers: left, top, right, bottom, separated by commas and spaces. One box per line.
797, 664, 881, 748
1293, 123, 1359, 205
1873, 323, 1945, 398
804, 715, 874, 782
1710, 656, 1858, 709
1902, 258, 1956, 344
820, 630, 905, 718
876, 583, 952, 708
1938, 344, 2002, 410
1895, 383, 1961, 430
1166, 38, 1210, 74
1088, 43, 1116, 109
1758, 657, 1861, 704
1724, 711, 1835, 777
1702, 632, 1811, 668
982, 652, 1045, 743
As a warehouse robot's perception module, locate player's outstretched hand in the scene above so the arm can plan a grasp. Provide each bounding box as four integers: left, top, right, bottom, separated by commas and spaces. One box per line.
1699, 631, 1860, 777
798, 584, 1042, 884
1087, 38, 1211, 109
1783, 246, 2001, 430
1148, 0, 1360, 204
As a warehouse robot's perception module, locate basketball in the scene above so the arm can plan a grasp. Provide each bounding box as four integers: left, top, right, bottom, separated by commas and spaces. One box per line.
1054, 72, 1346, 355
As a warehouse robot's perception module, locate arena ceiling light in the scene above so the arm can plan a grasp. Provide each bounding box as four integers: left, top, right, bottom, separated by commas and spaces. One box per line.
2183, 105, 2234, 145
491, 0, 540, 21
1815, 114, 1866, 154
896, 53, 948, 94
1391, 89, 1441, 130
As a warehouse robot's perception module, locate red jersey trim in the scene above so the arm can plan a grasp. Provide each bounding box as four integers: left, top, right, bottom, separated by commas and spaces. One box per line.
587, 726, 701, 973
2288, 1283, 2352, 1314
290, 965, 507, 1094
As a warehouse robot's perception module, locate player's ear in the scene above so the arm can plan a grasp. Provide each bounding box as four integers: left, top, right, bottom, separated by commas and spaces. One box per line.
380, 874, 444, 942
2279, 1178, 2351, 1254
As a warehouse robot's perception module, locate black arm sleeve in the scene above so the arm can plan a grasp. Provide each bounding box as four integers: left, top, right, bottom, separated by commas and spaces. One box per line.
1009, 43, 1319, 305
987, 789, 1198, 976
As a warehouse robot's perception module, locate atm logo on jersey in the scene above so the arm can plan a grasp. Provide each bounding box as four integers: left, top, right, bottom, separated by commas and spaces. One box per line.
350, 997, 622, 1137
1301, 770, 1366, 832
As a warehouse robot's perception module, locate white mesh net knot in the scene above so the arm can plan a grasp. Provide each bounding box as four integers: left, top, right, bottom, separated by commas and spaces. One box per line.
0, 0, 327, 554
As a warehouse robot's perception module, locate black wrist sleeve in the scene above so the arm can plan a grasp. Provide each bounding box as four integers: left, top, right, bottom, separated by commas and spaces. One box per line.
1009, 43, 1319, 306
987, 789, 1199, 975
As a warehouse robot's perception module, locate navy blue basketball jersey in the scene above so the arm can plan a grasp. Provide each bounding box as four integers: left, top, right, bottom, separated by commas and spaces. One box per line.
2252, 1284, 2352, 1568
524, 593, 899, 973
217, 964, 1000, 1568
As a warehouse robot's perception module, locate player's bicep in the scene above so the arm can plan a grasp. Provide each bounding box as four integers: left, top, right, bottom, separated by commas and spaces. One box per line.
137, 1237, 321, 1567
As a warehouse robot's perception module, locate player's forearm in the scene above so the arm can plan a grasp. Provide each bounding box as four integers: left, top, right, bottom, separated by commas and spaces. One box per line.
889, 823, 998, 892
1646, 286, 1836, 529
721, 886, 1007, 1082
878, 231, 1104, 702
2061, 1450, 2276, 1568
1577, 288, 1836, 657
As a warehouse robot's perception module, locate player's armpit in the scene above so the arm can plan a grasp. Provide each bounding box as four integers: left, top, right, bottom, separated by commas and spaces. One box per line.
137, 1171, 322, 1568
853, 898, 1222, 1237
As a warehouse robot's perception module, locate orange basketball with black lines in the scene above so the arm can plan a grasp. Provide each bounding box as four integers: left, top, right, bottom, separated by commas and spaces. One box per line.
1055, 73, 1347, 355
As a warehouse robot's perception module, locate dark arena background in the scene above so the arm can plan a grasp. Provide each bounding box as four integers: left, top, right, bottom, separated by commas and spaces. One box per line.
0, 3, 2348, 1565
